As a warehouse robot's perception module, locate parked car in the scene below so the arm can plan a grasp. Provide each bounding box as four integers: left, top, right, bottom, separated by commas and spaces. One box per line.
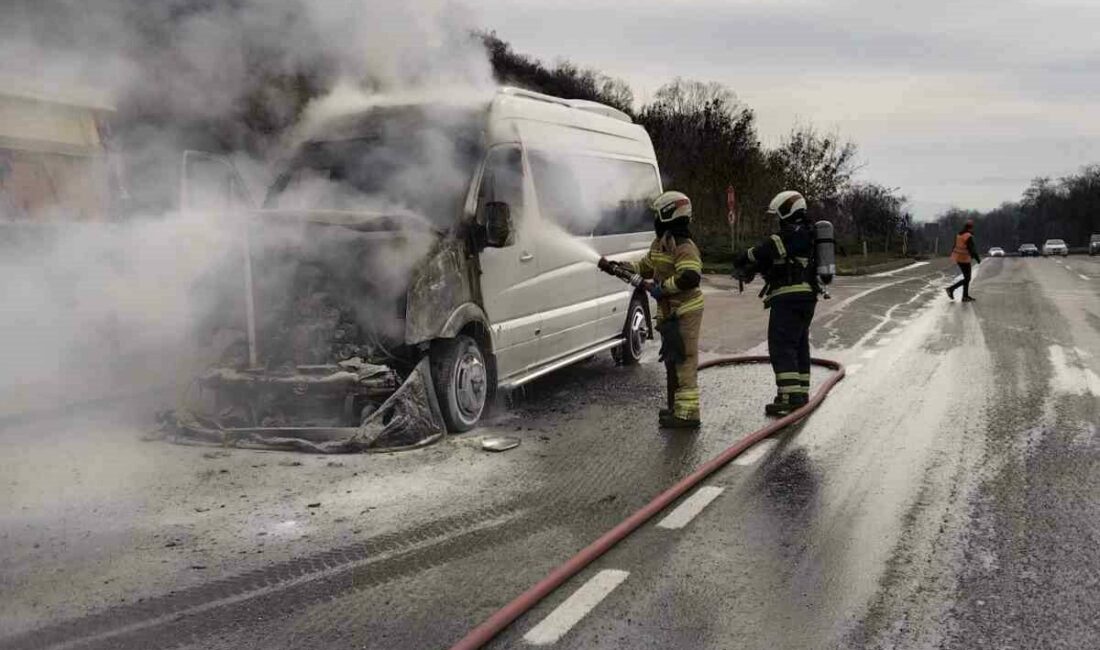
1090, 234, 1100, 256
1019, 243, 1040, 257
1043, 239, 1069, 256
988, 247, 1005, 257
181, 87, 663, 434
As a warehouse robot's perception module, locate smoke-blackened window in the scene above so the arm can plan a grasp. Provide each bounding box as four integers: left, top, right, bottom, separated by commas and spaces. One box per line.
264, 106, 484, 228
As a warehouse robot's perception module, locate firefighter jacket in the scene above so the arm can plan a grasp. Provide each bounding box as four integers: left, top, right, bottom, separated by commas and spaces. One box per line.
628, 233, 704, 319
741, 226, 817, 307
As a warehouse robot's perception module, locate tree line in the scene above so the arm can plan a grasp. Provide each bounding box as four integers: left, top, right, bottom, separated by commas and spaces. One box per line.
925, 167, 1100, 254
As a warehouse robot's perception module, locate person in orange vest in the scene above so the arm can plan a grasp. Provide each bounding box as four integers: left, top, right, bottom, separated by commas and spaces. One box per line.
946, 220, 981, 302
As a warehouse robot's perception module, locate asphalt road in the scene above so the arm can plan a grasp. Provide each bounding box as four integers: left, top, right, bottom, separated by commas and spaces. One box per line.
3, 256, 1100, 649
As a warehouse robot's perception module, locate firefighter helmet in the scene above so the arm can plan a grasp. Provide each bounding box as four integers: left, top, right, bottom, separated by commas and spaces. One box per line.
767, 191, 807, 221
652, 191, 692, 223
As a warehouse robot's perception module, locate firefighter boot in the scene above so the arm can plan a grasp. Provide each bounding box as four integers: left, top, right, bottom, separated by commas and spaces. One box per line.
660, 413, 701, 429
764, 393, 809, 417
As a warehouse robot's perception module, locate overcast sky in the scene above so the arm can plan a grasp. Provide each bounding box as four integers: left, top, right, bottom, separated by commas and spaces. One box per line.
473, 0, 1100, 219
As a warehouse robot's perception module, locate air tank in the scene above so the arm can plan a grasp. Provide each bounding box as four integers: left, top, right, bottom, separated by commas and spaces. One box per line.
815, 220, 836, 285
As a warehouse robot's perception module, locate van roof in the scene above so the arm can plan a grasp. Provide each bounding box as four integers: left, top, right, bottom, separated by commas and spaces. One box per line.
488, 87, 653, 158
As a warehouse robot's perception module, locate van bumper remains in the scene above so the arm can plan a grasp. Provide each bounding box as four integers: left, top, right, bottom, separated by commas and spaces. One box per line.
156, 356, 446, 453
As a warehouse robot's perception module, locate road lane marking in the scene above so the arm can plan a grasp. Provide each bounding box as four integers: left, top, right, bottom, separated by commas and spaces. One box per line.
1080, 274, 1090, 281
524, 570, 629, 645
734, 439, 778, 466
870, 261, 930, 277
733, 440, 778, 467
861, 349, 879, 360
846, 363, 863, 376
656, 486, 726, 529
877, 338, 894, 346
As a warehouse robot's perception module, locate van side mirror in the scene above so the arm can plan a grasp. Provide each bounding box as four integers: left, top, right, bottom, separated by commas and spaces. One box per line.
484, 201, 514, 247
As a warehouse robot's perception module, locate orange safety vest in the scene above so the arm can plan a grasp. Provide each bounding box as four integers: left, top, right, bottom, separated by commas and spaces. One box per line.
951, 233, 972, 263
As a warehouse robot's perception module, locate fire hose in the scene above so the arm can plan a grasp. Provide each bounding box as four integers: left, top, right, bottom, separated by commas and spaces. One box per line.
449, 354, 845, 650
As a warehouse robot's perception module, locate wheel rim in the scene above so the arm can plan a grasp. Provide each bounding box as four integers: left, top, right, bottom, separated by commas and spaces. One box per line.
453, 344, 487, 423
626, 307, 646, 359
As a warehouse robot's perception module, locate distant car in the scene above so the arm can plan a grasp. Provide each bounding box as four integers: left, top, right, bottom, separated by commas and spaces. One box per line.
989, 247, 1005, 257
1043, 239, 1069, 256
1090, 234, 1100, 256
1019, 243, 1039, 257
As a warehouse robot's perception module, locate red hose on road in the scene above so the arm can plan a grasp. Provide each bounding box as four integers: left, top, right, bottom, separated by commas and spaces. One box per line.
449, 355, 845, 650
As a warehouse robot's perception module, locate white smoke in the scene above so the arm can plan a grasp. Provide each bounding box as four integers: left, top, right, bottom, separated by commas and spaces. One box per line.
0, 0, 496, 418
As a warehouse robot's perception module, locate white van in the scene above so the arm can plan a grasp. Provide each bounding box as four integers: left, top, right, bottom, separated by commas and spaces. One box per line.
183, 88, 661, 439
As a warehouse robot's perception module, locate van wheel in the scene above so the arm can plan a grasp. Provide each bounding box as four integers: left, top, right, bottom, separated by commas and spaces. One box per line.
431, 335, 488, 432
612, 296, 647, 366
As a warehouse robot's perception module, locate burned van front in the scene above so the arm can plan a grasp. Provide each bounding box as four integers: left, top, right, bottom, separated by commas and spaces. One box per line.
161, 104, 487, 452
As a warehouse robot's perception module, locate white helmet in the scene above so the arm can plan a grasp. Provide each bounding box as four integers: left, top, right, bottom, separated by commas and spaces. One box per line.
652, 191, 692, 223
767, 190, 807, 221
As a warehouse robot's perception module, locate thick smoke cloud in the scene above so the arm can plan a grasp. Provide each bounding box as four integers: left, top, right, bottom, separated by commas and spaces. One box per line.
0, 0, 493, 417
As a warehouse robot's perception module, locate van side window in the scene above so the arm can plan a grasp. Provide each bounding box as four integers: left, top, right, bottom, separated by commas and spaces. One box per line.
476, 146, 524, 224
530, 153, 659, 236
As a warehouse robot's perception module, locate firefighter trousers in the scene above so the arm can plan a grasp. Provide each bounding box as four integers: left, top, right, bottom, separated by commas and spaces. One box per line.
768, 298, 816, 400
664, 309, 703, 420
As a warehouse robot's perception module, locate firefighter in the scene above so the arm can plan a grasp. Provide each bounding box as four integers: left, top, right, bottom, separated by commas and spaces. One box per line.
598, 191, 704, 428
946, 220, 980, 302
734, 190, 819, 416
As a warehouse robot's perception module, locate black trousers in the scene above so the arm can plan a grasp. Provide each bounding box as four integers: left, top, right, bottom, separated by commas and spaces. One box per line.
948, 263, 972, 298
768, 298, 817, 399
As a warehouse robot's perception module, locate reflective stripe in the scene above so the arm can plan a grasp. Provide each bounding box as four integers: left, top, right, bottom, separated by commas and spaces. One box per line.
675, 260, 703, 272
663, 277, 679, 293
765, 283, 814, 302
770, 234, 787, 258
799, 373, 811, 385
650, 254, 674, 262
674, 387, 700, 418
779, 385, 809, 395
675, 293, 705, 315
776, 372, 801, 382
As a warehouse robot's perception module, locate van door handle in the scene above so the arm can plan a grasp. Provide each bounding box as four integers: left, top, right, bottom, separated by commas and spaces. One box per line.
520, 251, 534, 262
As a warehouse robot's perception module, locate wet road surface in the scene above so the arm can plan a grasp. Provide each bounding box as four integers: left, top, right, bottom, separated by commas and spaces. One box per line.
3, 257, 1100, 649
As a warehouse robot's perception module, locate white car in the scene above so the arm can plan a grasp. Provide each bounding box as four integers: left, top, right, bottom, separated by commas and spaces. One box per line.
989, 247, 1005, 257
183, 87, 662, 433
1043, 239, 1069, 256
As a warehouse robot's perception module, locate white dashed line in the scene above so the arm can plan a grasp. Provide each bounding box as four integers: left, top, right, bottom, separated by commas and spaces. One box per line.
524, 570, 630, 645
1079, 274, 1090, 281
846, 363, 863, 376
877, 338, 894, 347
733, 439, 778, 467
860, 349, 879, 360
656, 486, 726, 529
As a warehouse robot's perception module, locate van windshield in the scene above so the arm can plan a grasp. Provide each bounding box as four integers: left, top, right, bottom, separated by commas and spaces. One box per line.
264, 105, 485, 228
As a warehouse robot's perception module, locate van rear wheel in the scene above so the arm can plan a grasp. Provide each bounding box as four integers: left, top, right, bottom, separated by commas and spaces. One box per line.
431, 335, 488, 432
612, 296, 647, 366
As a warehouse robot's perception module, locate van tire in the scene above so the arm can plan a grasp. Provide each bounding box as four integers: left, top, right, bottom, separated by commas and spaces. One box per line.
612, 295, 647, 366
431, 335, 488, 433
